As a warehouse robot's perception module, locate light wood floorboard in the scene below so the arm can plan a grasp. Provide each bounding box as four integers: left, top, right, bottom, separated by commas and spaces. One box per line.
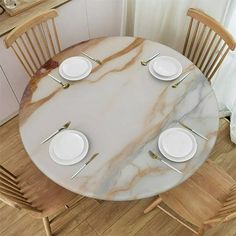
0, 117, 236, 235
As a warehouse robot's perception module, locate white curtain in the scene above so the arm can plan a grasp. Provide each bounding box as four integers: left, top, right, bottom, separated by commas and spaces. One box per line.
121, 0, 236, 143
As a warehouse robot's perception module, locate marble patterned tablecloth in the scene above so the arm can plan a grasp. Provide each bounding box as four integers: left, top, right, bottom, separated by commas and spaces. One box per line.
19, 37, 219, 201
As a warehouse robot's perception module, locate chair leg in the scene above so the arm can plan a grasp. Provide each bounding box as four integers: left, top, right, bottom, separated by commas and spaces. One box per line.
144, 196, 162, 214
43, 217, 52, 236
198, 228, 204, 235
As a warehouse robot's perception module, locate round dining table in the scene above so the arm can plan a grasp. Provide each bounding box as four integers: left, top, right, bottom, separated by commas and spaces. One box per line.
19, 36, 219, 201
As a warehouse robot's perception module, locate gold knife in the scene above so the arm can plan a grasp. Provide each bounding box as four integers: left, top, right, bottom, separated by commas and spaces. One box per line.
179, 122, 208, 140
70, 153, 99, 179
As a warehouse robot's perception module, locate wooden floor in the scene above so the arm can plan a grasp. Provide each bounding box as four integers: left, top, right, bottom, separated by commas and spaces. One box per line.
0, 117, 236, 236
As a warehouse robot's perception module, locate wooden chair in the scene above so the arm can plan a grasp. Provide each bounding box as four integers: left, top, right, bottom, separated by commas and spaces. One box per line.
183, 8, 235, 81
0, 162, 83, 236
144, 158, 236, 235
4, 9, 61, 77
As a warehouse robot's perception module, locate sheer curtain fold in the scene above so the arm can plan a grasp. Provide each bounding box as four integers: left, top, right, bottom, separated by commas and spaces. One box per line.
123, 0, 233, 50
122, 0, 236, 143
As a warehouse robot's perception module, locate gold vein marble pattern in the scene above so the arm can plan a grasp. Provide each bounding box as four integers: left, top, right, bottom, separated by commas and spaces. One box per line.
19, 37, 219, 201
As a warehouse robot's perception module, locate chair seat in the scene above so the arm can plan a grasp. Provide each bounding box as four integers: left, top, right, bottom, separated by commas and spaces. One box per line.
16, 160, 80, 218
160, 160, 235, 227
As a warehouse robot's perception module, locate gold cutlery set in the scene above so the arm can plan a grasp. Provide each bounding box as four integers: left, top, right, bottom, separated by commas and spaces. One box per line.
43, 52, 206, 177
148, 121, 208, 174
48, 51, 191, 89
141, 53, 208, 174
40, 121, 99, 179
141, 52, 194, 87
43, 52, 102, 178
48, 51, 102, 89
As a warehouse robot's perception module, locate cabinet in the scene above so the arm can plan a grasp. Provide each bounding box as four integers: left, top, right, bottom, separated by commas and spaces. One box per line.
0, 38, 29, 102
0, 66, 19, 126
86, 0, 123, 38
56, 0, 90, 49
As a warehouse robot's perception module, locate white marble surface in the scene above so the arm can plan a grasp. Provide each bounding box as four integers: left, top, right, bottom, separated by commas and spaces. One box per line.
19, 37, 219, 201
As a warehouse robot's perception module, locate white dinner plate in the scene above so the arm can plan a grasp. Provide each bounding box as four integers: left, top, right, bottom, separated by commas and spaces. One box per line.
49, 130, 89, 165
149, 56, 182, 81
158, 128, 197, 162
59, 56, 92, 81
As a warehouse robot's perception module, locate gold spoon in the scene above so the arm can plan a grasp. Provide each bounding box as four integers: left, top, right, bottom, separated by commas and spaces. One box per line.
48, 74, 70, 89
141, 53, 160, 66
172, 71, 192, 88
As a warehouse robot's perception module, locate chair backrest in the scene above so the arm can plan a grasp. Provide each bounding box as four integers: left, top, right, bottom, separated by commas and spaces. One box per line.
0, 165, 40, 213
205, 184, 236, 226
4, 9, 61, 77
183, 8, 235, 81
